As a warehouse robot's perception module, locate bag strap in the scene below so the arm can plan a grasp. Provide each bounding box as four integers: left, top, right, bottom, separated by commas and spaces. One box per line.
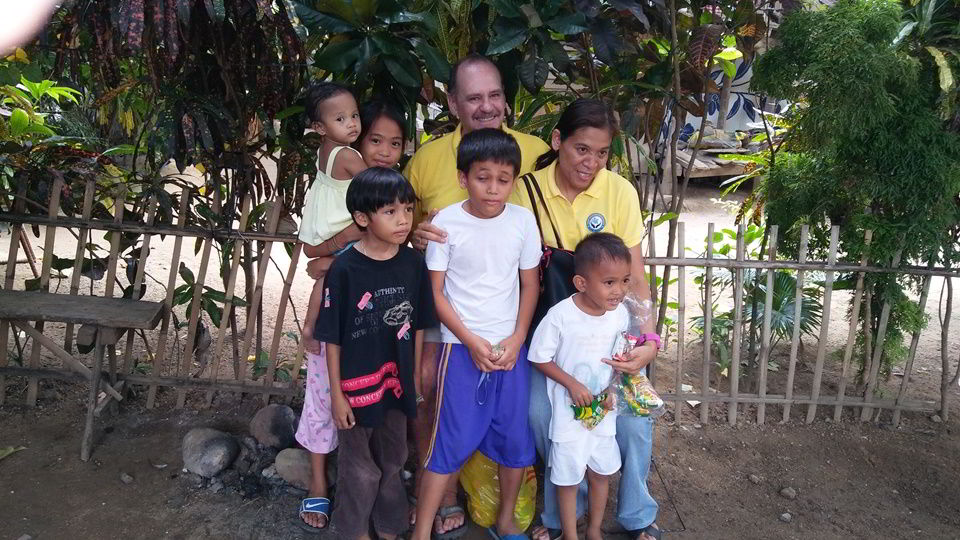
521, 173, 565, 250
324, 145, 346, 177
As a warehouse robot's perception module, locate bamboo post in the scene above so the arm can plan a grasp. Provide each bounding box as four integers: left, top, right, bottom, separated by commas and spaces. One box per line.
756, 225, 778, 424
64, 179, 97, 353
26, 176, 64, 406
782, 225, 809, 423
204, 195, 252, 406
174, 232, 214, 409
700, 223, 714, 424
80, 330, 104, 461
237, 202, 283, 385
264, 242, 303, 400
0, 182, 28, 406
285, 332, 307, 404
647, 227, 658, 382
102, 190, 128, 298
805, 226, 839, 423
727, 224, 745, 426
146, 188, 190, 409
833, 230, 873, 421
859, 248, 905, 421
121, 197, 158, 375
891, 264, 936, 426
673, 223, 686, 423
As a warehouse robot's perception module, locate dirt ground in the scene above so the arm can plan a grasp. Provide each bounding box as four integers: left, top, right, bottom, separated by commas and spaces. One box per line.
2, 389, 959, 540
3, 181, 960, 539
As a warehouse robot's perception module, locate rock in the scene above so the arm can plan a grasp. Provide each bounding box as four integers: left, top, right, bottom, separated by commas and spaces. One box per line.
179, 472, 205, 488
208, 478, 225, 494
262, 464, 278, 479
931, 414, 942, 423
779, 512, 792, 523
693, 423, 703, 429
780, 487, 797, 500
17, 535, 33, 540
275, 448, 312, 490
748, 474, 761, 485
120, 472, 134, 484
182, 428, 239, 478
249, 404, 298, 449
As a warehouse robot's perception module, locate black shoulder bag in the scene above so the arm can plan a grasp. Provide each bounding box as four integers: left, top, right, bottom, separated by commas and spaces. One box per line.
521, 173, 577, 345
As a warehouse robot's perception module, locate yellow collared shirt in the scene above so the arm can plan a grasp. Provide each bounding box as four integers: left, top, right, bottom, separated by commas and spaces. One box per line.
513, 161, 646, 249
404, 123, 550, 225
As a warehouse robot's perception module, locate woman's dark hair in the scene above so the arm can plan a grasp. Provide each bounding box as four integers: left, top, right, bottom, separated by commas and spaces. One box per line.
352, 100, 408, 147
573, 232, 631, 276
346, 167, 417, 229
535, 98, 618, 170
456, 128, 522, 176
304, 82, 352, 123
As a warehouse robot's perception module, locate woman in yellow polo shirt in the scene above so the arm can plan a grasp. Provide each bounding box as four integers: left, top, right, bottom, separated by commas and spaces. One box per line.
524, 99, 662, 540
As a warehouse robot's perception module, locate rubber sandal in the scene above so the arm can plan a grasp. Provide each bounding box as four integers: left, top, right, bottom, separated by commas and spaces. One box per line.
297, 496, 330, 533
432, 504, 467, 540
486, 526, 530, 540
629, 524, 663, 540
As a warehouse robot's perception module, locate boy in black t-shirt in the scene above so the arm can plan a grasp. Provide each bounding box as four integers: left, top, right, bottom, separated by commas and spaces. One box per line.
314, 167, 437, 540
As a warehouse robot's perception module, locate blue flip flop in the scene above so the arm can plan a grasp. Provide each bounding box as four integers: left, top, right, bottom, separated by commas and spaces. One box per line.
297, 496, 331, 533
486, 526, 529, 540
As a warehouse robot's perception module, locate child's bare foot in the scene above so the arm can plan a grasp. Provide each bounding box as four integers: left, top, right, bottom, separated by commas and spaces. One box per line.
433, 500, 466, 535
494, 516, 523, 537
586, 526, 603, 540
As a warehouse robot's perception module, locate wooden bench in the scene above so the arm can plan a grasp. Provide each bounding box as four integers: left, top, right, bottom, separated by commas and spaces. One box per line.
0, 290, 163, 460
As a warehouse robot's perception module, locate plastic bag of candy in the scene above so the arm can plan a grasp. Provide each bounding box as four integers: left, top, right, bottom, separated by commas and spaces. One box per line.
571, 392, 614, 430
611, 295, 666, 418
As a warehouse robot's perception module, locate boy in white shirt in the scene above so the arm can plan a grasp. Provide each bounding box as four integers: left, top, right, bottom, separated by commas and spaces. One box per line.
412, 129, 541, 540
528, 233, 633, 540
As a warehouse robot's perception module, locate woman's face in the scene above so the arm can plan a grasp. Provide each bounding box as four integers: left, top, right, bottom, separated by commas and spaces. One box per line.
551, 126, 613, 194
358, 115, 404, 168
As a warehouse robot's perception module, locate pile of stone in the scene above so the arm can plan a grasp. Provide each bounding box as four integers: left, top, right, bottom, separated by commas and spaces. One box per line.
179, 404, 333, 500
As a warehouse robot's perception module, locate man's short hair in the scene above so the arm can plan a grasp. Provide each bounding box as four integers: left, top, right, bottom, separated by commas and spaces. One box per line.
456, 128, 521, 176
449, 53, 500, 96
574, 233, 632, 276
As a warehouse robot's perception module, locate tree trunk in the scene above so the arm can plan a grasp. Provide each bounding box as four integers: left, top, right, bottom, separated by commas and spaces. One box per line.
940, 278, 953, 420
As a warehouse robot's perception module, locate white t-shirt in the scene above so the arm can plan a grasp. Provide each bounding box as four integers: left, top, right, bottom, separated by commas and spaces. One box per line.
528, 295, 628, 443
425, 202, 542, 344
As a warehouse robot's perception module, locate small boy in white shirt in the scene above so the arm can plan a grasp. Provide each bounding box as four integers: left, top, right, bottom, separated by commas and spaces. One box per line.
529, 232, 633, 540
412, 128, 542, 540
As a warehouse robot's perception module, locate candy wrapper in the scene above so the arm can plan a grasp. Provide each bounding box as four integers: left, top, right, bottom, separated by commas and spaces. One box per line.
571, 392, 611, 430
612, 295, 666, 418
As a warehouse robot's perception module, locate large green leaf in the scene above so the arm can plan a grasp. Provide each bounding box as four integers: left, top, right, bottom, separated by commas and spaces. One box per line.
545, 12, 587, 34
416, 40, 452, 83
539, 35, 570, 70
9, 108, 29, 137
485, 0, 525, 19
518, 54, 549, 94
384, 54, 421, 88
294, 2, 354, 32
314, 39, 365, 72
487, 18, 528, 56
382, 10, 438, 33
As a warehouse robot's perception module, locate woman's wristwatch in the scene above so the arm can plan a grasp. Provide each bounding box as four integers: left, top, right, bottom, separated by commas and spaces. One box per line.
637, 332, 661, 350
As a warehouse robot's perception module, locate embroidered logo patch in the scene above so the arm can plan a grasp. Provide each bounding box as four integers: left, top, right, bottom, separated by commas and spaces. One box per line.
586, 212, 606, 232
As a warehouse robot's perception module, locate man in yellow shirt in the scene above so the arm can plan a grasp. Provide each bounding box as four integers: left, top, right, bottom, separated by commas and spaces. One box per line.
405, 53, 549, 230
405, 53, 548, 539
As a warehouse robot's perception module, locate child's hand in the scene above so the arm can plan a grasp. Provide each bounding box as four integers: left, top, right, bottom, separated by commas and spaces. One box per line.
303, 333, 321, 355
465, 335, 498, 372
306, 256, 333, 280
493, 334, 523, 371
566, 381, 594, 408
601, 392, 616, 411
332, 391, 355, 430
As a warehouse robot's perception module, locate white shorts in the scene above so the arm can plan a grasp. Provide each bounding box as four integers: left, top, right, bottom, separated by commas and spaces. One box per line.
549, 433, 621, 486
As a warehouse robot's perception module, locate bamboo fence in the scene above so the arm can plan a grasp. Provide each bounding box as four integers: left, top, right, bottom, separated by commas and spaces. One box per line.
0, 181, 956, 425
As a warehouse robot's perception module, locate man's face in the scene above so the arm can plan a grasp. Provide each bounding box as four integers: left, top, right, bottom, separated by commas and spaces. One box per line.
448, 61, 506, 134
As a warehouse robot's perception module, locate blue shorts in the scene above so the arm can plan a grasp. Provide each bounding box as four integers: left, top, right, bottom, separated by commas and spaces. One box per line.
424, 343, 535, 474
